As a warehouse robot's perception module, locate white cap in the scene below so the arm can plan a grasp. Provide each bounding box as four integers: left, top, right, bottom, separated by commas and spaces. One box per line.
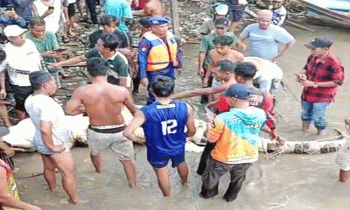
4, 25, 28, 37
215, 4, 229, 16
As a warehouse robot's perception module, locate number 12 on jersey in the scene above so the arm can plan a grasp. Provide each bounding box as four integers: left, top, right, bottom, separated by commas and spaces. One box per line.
161, 119, 178, 135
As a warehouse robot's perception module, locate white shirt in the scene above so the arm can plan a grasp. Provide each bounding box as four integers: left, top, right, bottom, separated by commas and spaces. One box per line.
0, 40, 41, 86
25, 94, 70, 148
33, 0, 61, 33
244, 57, 283, 80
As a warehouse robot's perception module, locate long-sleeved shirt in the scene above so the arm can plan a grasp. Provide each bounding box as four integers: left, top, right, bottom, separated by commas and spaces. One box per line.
0, 15, 26, 28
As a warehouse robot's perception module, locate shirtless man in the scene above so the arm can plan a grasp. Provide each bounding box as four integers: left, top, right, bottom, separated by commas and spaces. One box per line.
133, 0, 163, 17
203, 35, 244, 88
66, 58, 137, 187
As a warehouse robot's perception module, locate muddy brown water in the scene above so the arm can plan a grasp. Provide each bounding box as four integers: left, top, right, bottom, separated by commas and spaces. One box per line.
12, 24, 350, 209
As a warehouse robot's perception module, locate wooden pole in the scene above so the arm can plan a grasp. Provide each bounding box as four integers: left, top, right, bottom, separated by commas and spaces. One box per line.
170, 0, 180, 36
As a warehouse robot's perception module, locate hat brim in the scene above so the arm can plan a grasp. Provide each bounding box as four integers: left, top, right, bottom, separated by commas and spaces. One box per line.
5, 29, 28, 37
304, 43, 316, 49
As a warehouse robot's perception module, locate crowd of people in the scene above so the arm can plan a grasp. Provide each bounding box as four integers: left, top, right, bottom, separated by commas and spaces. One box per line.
0, 0, 346, 209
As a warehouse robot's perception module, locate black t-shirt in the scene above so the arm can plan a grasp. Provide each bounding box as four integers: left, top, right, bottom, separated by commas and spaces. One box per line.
89, 30, 133, 49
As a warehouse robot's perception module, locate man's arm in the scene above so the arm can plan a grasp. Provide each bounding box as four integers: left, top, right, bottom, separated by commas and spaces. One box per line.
171, 84, 228, 100
138, 39, 151, 85
123, 110, 145, 143
65, 88, 85, 115
185, 104, 196, 137
198, 52, 205, 77
40, 120, 65, 152
0, 72, 6, 99
206, 117, 224, 143
274, 39, 295, 60
50, 55, 86, 68
123, 88, 138, 116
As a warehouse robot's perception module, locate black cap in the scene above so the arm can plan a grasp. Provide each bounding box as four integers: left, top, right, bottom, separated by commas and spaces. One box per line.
224, 84, 251, 100
215, 17, 230, 27
305, 38, 333, 49
139, 17, 150, 27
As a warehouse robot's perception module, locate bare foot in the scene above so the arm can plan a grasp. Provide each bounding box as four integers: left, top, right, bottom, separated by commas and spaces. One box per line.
68, 198, 88, 205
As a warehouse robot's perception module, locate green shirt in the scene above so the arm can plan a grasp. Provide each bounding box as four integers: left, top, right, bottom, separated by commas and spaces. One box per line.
26, 32, 59, 75
199, 32, 236, 69
85, 48, 130, 78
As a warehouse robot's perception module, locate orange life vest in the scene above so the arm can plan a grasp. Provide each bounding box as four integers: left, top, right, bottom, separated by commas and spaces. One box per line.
143, 31, 177, 72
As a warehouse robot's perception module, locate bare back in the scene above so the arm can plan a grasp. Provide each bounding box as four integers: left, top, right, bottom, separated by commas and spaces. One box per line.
145, 0, 164, 16
78, 82, 135, 126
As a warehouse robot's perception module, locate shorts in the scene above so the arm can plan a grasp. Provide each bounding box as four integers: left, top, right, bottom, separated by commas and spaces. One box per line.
227, 4, 248, 22
87, 124, 134, 160
12, 85, 33, 111
147, 148, 185, 168
68, 3, 76, 17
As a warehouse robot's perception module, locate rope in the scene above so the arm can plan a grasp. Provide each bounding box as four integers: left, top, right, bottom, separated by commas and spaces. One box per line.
267, 195, 289, 209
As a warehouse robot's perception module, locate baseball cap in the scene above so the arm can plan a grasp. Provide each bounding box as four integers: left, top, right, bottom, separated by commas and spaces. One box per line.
215, 17, 230, 27
224, 84, 251, 100
305, 38, 333, 49
4, 25, 27, 37
148, 16, 169, 26
215, 4, 229, 16
139, 17, 150, 27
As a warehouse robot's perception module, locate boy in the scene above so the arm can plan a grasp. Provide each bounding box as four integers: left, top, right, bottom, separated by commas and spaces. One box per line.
124, 75, 196, 196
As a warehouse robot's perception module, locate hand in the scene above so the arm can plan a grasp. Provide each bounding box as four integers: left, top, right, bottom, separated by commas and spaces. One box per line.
49, 63, 60, 68
269, 129, 278, 140
0, 89, 6, 99
202, 78, 209, 87
42, 51, 56, 58
140, 78, 149, 86
50, 145, 66, 153
198, 68, 205, 77
298, 74, 307, 81
5, 10, 18, 19
176, 68, 182, 76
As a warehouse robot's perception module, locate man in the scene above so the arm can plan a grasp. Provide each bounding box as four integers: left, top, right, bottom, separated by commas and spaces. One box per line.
24, 71, 81, 204
297, 38, 344, 135
0, 25, 42, 120
104, 0, 133, 32
66, 58, 137, 187
197, 3, 228, 37
202, 35, 244, 88
0, 5, 26, 27
89, 14, 133, 51
200, 84, 266, 202
225, 0, 248, 32
238, 10, 295, 60
198, 18, 239, 103
133, 0, 164, 17
51, 34, 131, 88
271, 0, 287, 26
7, 0, 33, 25
124, 75, 196, 196
138, 16, 178, 104
26, 18, 63, 85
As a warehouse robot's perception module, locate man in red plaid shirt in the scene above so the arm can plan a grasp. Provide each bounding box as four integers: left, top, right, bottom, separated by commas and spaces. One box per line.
297, 38, 344, 135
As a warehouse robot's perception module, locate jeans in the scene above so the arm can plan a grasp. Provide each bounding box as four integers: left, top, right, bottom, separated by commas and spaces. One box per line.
301, 101, 331, 130
257, 77, 281, 97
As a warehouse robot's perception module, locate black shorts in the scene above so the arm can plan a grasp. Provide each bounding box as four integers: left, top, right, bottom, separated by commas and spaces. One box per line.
227, 4, 248, 22
12, 85, 33, 111
68, 3, 76, 17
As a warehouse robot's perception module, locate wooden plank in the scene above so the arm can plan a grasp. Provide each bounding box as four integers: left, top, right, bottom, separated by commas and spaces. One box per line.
170, 0, 180, 36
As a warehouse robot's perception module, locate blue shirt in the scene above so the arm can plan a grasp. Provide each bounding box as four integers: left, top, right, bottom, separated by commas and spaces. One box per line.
141, 101, 188, 154
239, 23, 295, 59
103, 0, 132, 32
0, 15, 26, 28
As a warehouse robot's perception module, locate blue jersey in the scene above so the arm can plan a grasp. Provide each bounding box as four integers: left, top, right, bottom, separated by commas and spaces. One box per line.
141, 101, 188, 154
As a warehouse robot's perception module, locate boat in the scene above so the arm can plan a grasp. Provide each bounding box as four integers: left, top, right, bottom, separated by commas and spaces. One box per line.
298, 0, 350, 28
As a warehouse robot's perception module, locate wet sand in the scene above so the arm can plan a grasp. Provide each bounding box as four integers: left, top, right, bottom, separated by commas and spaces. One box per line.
13, 24, 350, 209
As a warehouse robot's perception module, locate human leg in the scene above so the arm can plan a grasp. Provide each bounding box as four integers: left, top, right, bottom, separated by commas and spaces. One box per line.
85, 0, 97, 24
41, 154, 58, 191
200, 157, 227, 199
312, 102, 331, 134
86, 128, 105, 173
301, 100, 313, 131
223, 163, 252, 202
0, 104, 11, 127
176, 162, 189, 185
153, 166, 171, 196
119, 159, 136, 187
90, 153, 102, 173
51, 152, 80, 204
339, 169, 350, 183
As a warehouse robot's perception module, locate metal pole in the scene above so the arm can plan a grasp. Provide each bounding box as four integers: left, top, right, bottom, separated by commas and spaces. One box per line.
170, 0, 180, 36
